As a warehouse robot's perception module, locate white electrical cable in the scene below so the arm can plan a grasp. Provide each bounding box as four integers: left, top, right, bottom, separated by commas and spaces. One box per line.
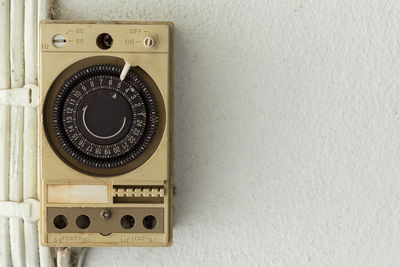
57, 249, 63, 267
77, 248, 88, 267
57, 248, 71, 267
0, 0, 12, 266
0, 0, 10, 86
9, 0, 26, 265
8, 106, 25, 267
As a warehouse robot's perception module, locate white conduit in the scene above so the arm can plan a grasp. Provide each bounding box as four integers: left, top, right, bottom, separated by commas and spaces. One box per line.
9, 0, 26, 266
0, 0, 57, 266
0, 0, 12, 265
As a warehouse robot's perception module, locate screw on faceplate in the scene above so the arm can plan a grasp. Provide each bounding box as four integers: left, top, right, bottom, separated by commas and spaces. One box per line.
52, 34, 66, 48
143, 36, 155, 48
100, 209, 111, 220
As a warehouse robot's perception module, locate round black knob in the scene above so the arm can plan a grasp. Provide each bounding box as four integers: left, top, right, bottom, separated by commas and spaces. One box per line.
45, 64, 158, 174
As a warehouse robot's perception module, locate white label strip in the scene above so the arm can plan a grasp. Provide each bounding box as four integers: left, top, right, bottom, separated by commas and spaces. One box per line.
47, 184, 108, 204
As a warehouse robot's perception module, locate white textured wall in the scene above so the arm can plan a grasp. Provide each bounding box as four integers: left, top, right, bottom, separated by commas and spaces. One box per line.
53, 1, 400, 266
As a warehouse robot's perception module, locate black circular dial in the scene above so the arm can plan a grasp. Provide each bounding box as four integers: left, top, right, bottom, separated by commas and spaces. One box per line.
47, 64, 158, 172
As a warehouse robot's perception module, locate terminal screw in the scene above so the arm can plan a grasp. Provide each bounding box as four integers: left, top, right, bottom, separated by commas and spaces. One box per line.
143, 36, 155, 48
100, 209, 111, 220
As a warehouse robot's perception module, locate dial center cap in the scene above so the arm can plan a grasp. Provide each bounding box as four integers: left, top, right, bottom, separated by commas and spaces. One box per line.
77, 89, 132, 145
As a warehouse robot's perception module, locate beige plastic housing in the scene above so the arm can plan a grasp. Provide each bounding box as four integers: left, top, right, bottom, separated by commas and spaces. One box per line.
39, 20, 173, 247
